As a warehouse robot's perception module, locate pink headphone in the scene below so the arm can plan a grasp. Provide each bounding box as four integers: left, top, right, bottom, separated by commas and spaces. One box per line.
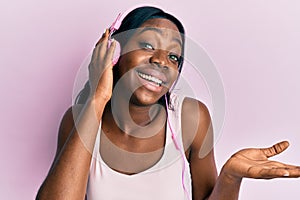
107, 13, 122, 65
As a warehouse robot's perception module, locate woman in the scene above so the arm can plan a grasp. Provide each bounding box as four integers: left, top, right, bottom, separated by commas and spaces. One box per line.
36, 6, 300, 200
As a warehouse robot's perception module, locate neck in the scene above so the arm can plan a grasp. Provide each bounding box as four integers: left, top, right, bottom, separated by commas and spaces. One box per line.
129, 103, 161, 126
106, 97, 167, 138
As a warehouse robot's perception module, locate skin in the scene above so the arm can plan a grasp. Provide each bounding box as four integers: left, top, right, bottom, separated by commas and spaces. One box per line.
36, 18, 300, 200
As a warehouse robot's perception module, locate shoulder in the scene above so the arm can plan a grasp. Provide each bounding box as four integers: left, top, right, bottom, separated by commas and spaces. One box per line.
59, 104, 84, 133
181, 97, 212, 156
181, 97, 210, 121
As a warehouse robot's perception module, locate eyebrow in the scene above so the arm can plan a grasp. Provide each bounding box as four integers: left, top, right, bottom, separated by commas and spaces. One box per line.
136, 26, 182, 47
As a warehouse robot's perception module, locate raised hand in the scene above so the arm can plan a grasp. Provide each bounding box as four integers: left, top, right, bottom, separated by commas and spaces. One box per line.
88, 29, 117, 103
222, 141, 300, 180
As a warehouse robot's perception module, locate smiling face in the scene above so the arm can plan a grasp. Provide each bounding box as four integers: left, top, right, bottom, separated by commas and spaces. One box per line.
116, 18, 183, 106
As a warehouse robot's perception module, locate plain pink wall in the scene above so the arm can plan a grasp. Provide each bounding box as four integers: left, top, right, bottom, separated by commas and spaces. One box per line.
1, 0, 299, 199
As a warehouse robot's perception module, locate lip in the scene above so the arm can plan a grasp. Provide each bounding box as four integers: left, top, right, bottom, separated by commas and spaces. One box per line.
135, 68, 168, 83
135, 69, 166, 93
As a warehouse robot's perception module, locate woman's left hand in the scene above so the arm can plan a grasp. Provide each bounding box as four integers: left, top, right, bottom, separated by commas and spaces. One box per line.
222, 141, 300, 180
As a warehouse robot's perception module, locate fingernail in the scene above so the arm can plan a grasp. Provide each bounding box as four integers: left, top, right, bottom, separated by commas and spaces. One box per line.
283, 173, 289, 177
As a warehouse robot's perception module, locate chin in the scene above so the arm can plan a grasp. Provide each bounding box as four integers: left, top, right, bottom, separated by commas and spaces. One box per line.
130, 89, 165, 106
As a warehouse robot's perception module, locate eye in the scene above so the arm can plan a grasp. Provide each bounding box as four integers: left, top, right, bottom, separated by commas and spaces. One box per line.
140, 42, 154, 50
168, 53, 180, 63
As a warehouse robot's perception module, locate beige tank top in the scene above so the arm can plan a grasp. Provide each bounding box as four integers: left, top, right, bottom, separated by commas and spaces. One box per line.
86, 94, 192, 200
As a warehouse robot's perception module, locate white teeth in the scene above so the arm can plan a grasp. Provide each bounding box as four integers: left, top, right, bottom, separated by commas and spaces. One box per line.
138, 72, 163, 86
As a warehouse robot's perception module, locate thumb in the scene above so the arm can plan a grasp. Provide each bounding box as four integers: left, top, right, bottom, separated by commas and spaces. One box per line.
260, 141, 289, 158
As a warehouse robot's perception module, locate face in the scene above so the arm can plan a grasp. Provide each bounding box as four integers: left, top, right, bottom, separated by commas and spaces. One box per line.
116, 18, 183, 106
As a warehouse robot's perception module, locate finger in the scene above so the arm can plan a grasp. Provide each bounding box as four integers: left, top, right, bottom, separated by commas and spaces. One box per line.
284, 167, 300, 178
91, 42, 102, 62
95, 31, 106, 47
259, 161, 300, 172
91, 29, 109, 62
261, 166, 300, 179
260, 141, 289, 158
95, 29, 109, 47
258, 167, 293, 179
103, 39, 117, 69
280, 163, 300, 169
98, 29, 110, 60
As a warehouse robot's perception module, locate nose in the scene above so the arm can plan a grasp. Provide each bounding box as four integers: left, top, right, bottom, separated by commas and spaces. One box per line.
149, 49, 169, 69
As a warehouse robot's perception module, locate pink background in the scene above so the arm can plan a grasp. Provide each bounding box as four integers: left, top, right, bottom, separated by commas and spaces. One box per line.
1, 0, 300, 199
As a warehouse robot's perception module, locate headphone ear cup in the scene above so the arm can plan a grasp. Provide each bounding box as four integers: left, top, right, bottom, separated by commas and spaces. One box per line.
112, 40, 121, 66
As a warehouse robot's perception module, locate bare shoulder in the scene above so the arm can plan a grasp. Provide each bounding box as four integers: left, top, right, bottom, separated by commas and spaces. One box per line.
56, 104, 84, 156
181, 97, 212, 155
182, 97, 210, 120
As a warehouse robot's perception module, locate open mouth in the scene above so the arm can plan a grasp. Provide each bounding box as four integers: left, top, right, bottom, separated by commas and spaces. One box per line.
137, 71, 164, 87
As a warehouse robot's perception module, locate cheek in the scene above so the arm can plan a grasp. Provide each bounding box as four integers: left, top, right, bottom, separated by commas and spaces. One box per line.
169, 68, 179, 82
118, 51, 148, 74
171, 71, 180, 87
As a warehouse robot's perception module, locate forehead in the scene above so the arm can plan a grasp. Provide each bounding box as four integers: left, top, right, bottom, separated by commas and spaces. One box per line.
137, 18, 183, 45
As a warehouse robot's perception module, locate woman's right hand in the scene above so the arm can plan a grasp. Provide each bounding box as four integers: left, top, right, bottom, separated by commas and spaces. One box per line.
88, 29, 117, 103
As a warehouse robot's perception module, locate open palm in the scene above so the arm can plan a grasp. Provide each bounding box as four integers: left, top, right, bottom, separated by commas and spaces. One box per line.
224, 141, 300, 179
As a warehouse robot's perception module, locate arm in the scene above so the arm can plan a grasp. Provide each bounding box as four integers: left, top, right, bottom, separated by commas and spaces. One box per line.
208, 140, 300, 200
184, 98, 241, 199
182, 99, 300, 200
183, 98, 300, 200
182, 98, 217, 200
36, 29, 116, 200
